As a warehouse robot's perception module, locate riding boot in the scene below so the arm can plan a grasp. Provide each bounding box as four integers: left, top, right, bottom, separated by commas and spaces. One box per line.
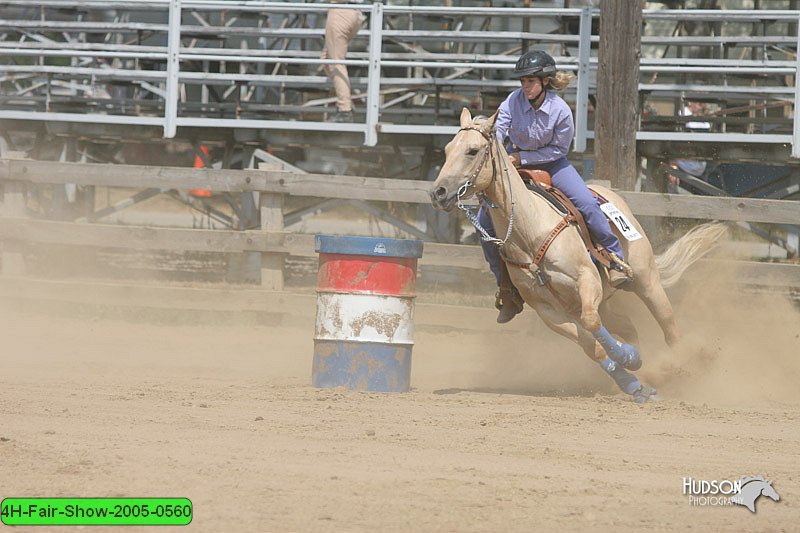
496, 261, 524, 324
607, 252, 634, 288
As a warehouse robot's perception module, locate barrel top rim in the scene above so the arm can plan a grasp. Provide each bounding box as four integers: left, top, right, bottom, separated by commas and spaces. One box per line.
315, 234, 424, 259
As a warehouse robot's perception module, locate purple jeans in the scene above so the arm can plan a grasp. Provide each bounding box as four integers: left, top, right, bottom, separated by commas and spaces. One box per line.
479, 157, 623, 284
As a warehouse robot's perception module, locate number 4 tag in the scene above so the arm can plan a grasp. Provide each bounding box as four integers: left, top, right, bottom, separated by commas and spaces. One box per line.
599, 202, 642, 241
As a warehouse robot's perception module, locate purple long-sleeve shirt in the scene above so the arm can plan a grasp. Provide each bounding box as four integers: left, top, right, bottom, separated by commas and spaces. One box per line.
494, 88, 574, 166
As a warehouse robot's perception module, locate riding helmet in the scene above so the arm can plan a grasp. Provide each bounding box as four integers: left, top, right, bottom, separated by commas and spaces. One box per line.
512, 50, 556, 78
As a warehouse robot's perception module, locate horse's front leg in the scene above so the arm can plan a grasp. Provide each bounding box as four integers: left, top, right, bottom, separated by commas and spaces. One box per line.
527, 299, 600, 359
575, 269, 643, 372
523, 271, 654, 403
598, 298, 640, 347
511, 267, 603, 359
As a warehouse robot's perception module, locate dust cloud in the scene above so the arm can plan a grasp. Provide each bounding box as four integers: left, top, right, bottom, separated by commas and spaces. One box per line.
2, 247, 799, 532
644, 266, 800, 407
421, 258, 800, 408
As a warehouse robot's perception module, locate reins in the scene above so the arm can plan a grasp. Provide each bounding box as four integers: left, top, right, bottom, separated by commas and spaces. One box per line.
455, 125, 516, 248
453, 122, 576, 314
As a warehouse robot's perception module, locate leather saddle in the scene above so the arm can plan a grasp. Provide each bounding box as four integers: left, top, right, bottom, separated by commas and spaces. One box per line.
517, 168, 615, 270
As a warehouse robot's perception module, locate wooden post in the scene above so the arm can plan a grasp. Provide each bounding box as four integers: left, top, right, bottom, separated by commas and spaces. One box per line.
235, 147, 261, 284
594, 0, 643, 191
788, 230, 799, 259
257, 162, 285, 290
1, 151, 29, 276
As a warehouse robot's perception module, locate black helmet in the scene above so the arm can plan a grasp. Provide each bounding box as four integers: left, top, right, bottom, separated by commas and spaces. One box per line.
512, 50, 556, 78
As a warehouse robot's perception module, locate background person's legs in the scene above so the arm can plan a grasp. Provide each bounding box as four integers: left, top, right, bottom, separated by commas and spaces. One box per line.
321, 9, 364, 114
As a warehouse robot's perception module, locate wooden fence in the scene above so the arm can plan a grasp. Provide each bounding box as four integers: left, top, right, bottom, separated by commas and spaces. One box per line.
1, 158, 799, 296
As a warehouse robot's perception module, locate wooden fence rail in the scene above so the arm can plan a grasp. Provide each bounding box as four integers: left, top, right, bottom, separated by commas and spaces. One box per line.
0, 218, 797, 288
1, 159, 799, 290
2, 159, 800, 223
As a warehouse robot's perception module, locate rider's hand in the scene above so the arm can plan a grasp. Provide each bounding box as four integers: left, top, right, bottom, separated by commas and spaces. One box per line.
509, 152, 521, 168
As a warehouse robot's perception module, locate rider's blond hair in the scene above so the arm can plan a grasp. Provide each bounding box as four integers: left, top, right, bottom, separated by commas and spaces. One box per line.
547, 71, 575, 92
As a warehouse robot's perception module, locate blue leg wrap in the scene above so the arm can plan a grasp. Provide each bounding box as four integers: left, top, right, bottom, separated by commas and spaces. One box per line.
593, 326, 642, 371
600, 357, 642, 396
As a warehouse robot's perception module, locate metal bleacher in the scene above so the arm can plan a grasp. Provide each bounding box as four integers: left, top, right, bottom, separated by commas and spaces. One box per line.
1, 0, 799, 158
1, 0, 799, 258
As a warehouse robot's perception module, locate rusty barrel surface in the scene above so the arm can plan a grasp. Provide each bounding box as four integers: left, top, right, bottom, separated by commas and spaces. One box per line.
313, 235, 424, 392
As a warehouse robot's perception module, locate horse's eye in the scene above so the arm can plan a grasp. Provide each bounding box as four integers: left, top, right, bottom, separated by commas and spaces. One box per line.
467, 147, 479, 156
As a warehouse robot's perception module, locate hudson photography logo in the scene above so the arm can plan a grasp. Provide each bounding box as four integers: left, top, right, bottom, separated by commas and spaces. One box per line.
683, 476, 781, 512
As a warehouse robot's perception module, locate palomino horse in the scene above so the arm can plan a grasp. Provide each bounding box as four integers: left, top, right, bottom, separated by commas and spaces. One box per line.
430, 109, 727, 402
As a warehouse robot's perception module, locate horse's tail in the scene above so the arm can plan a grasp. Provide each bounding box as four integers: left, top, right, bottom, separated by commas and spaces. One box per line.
655, 222, 728, 288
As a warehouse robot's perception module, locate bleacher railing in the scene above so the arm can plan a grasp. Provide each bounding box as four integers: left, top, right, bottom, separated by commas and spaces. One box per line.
0, 1, 798, 155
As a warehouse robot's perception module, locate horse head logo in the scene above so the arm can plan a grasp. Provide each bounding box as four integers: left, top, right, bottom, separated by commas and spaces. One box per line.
730, 476, 780, 513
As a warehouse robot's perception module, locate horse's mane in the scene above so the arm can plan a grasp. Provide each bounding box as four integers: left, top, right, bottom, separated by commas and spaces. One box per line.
471, 115, 495, 135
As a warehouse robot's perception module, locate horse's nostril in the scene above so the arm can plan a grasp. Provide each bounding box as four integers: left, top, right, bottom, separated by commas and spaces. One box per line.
434, 186, 448, 200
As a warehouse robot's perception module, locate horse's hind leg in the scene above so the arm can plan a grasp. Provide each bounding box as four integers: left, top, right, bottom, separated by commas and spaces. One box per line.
634, 268, 680, 347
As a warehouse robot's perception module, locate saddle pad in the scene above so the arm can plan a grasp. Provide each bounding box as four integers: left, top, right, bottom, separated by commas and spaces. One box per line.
519, 172, 569, 216
518, 170, 611, 224
519, 168, 638, 244
517, 171, 617, 269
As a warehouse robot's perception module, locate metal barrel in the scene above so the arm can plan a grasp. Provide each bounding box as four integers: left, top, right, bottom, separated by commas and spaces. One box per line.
313, 235, 424, 392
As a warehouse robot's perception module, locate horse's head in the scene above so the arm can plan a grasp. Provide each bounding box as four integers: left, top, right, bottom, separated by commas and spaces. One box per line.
430, 107, 498, 211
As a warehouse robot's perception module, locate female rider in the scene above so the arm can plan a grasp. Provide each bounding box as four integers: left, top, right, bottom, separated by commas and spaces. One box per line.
480, 50, 633, 323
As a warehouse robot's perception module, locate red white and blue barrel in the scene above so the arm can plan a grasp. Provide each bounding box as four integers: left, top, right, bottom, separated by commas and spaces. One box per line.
313, 235, 424, 392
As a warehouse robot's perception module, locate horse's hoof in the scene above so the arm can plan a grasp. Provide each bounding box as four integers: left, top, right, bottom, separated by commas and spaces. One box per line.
619, 343, 642, 371
641, 386, 657, 397
632, 385, 658, 403
625, 353, 642, 371
605, 364, 642, 396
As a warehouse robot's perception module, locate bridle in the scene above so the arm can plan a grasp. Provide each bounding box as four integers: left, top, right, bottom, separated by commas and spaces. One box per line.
455, 122, 574, 312
455, 124, 516, 247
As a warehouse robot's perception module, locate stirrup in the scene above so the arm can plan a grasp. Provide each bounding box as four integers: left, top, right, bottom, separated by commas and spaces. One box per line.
608, 252, 634, 281
607, 268, 632, 289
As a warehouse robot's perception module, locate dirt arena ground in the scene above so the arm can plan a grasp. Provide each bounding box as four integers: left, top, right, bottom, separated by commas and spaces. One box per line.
1, 269, 799, 532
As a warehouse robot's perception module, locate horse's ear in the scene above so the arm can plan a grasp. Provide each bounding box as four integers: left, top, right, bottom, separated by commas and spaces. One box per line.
482, 111, 499, 133
459, 107, 472, 128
